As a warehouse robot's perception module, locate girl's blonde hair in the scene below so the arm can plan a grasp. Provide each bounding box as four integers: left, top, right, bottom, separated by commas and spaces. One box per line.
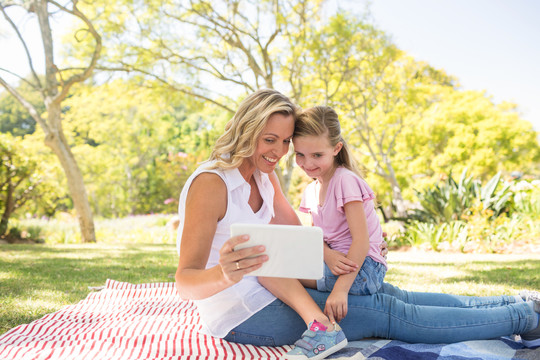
210, 89, 298, 170
295, 106, 361, 176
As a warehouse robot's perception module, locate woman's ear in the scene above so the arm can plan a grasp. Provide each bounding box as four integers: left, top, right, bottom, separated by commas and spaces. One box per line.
333, 142, 343, 156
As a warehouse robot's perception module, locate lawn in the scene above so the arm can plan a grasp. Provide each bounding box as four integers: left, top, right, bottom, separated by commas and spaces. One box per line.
1, 243, 539, 337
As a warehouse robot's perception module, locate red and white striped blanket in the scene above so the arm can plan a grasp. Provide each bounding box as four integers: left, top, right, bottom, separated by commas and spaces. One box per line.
0, 280, 289, 359
1, 280, 538, 359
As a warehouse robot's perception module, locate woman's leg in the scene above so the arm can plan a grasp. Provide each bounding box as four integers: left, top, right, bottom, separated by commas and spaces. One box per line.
223, 298, 306, 346
379, 282, 521, 308
225, 289, 538, 346
258, 277, 332, 328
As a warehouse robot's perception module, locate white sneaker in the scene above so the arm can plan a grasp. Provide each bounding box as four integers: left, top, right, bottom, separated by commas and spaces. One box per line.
519, 290, 540, 303
519, 290, 540, 348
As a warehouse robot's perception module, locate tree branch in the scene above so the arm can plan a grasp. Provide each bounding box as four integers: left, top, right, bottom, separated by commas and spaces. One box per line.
0, 67, 40, 91
97, 65, 236, 114
0, 75, 50, 134
0, 4, 43, 89
48, 0, 102, 104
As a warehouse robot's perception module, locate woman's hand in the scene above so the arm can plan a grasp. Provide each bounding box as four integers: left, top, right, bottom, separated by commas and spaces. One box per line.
325, 248, 359, 276
218, 235, 268, 284
324, 289, 348, 323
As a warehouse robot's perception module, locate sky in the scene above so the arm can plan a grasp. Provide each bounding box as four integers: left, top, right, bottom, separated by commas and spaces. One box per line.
354, 0, 540, 131
1, 0, 539, 132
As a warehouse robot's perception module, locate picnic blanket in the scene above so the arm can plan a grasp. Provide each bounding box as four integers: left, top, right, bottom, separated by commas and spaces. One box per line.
0, 280, 538, 360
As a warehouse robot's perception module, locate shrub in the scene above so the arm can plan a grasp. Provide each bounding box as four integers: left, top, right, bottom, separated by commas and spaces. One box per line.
410, 169, 514, 224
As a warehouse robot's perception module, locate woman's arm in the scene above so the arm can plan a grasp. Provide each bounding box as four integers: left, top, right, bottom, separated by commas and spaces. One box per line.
268, 171, 302, 225
175, 173, 267, 300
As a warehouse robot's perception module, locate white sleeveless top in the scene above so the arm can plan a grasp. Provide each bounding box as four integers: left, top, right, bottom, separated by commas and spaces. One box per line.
176, 160, 277, 338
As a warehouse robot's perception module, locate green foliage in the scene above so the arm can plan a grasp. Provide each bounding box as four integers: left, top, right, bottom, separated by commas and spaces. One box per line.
410, 170, 514, 224
0, 133, 65, 236
2, 1, 539, 224
392, 212, 539, 254
62, 80, 222, 217
0, 82, 44, 136
394, 172, 539, 253
398, 91, 540, 198
512, 180, 540, 218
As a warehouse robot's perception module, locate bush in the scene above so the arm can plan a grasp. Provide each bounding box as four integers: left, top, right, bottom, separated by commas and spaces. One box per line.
399, 173, 539, 253
410, 169, 513, 224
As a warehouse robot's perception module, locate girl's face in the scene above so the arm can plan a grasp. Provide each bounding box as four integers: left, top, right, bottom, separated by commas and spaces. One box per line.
293, 134, 342, 182
246, 113, 294, 174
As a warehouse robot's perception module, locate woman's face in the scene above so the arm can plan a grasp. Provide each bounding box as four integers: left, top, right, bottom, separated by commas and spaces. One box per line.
248, 113, 295, 174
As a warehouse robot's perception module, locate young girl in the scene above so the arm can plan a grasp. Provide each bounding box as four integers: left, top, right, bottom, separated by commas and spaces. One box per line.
293, 105, 387, 324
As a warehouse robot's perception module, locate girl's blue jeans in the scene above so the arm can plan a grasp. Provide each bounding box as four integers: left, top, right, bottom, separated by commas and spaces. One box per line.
223, 283, 537, 346
317, 256, 386, 295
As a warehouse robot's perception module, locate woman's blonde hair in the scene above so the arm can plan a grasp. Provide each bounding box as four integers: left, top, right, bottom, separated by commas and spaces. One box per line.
295, 106, 361, 176
209, 89, 298, 170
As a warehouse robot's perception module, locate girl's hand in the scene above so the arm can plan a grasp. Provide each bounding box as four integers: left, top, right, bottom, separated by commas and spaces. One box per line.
324, 290, 349, 323
218, 235, 268, 284
325, 248, 358, 276
380, 232, 389, 259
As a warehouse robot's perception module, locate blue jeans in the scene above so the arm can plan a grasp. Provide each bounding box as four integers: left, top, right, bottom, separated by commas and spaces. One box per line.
317, 256, 386, 295
223, 285, 537, 346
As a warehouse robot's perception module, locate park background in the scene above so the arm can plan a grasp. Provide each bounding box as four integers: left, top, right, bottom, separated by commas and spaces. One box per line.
0, 0, 539, 337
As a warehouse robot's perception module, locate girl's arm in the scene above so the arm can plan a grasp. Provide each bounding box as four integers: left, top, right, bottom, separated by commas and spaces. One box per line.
269, 171, 302, 225
175, 173, 267, 300
324, 242, 359, 275
324, 200, 370, 323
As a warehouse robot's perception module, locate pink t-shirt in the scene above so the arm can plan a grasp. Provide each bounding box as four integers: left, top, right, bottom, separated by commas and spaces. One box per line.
299, 167, 387, 268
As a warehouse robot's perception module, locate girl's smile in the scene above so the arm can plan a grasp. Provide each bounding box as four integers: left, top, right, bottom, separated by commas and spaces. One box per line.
293, 134, 342, 183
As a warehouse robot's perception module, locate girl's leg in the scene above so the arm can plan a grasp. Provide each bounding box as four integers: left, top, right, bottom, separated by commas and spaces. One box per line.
311, 257, 386, 295
308, 289, 538, 344
379, 282, 521, 308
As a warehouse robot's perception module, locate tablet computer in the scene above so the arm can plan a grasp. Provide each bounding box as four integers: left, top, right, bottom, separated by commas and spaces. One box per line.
231, 223, 323, 279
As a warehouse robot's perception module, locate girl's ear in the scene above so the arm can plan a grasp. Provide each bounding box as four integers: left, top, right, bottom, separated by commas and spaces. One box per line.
333, 141, 343, 156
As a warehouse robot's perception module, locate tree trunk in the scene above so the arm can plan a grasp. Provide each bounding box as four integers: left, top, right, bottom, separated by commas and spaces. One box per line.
0, 183, 14, 237
385, 162, 407, 219
45, 105, 96, 243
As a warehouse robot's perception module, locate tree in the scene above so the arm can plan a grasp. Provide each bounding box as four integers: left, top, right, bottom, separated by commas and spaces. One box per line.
399, 90, 540, 189
0, 0, 101, 242
78, 0, 328, 193
0, 133, 39, 237
62, 80, 222, 216
284, 11, 456, 218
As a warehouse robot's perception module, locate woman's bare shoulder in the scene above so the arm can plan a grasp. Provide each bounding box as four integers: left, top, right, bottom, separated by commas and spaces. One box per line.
187, 172, 228, 218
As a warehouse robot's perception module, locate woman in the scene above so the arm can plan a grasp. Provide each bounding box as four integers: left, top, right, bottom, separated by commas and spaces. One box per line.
175, 89, 540, 359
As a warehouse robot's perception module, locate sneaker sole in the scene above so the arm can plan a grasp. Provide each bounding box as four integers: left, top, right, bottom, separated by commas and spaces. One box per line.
521, 338, 540, 348
282, 338, 348, 360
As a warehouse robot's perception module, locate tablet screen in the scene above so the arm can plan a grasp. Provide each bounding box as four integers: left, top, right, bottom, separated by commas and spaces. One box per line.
231, 223, 323, 279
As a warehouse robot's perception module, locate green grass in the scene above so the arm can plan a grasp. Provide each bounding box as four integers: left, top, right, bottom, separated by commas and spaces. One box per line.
385, 250, 540, 296
0, 243, 178, 336
1, 244, 539, 337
